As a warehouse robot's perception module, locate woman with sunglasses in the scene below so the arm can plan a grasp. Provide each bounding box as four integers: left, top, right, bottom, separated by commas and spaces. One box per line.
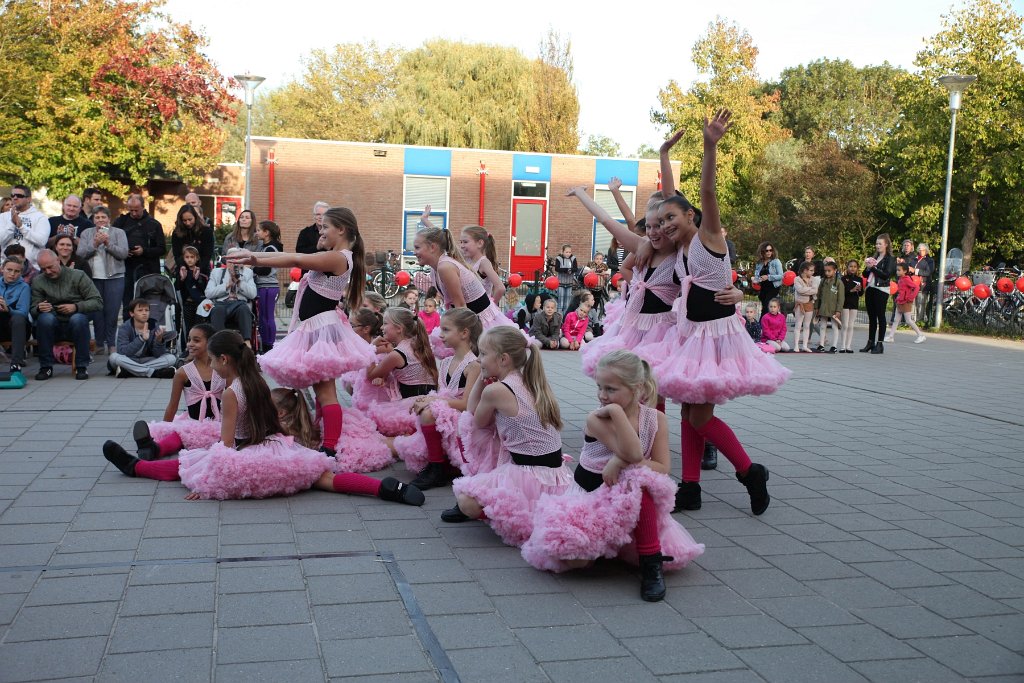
753, 242, 783, 317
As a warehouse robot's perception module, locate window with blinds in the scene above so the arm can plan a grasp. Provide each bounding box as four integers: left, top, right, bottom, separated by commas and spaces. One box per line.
403, 176, 450, 253
591, 186, 634, 258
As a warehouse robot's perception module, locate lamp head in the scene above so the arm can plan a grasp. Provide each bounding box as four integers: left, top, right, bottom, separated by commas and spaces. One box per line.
938, 74, 977, 111
234, 74, 266, 106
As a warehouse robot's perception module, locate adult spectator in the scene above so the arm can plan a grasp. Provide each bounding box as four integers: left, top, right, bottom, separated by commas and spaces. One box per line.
205, 248, 256, 342
752, 241, 783, 315
913, 242, 935, 324
48, 234, 91, 279
606, 237, 621, 276
82, 188, 104, 217
113, 194, 166, 317
108, 297, 177, 378
722, 227, 738, 264
891, 239, 919, 324
0, 185, 50, 263
0, 198, 10, 214
77, 207, 128, 355
222, 209, 260, 253
860, 234, 896, 354
31, 249, 103, 380
554, 243, 578, 315
185, 192, 214, 231
795, 246, 824, 277
0, 257, 30, 373
295, 201, 329, 255
48, 195, 93, 239
171, 204, 214, 275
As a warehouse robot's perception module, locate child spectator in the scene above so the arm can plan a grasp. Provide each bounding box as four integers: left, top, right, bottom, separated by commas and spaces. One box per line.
398, 287, 419, 312
4, 245, 37, 284
109, 298, 177, 378
760, 298, 790, 352
792, 262, 818, 352
839, 260, 862, 353
174, 245, 208, 338
743, 303, 761, 342
531, 298, 563, 350
418, 296, 441, 334
814, 260, 845, 353
362, 291, 387, 313
561, 294, 593, 349
885, 263, 926, 344
0, 257, 30, 373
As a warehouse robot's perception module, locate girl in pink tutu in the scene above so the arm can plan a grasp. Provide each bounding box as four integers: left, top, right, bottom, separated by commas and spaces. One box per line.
394, 307, 482, 489
102, 330, 424, 505
366, 307, 438, 436
131, 323, 224, 461
522, 350, 704, 601
225, 207, 376, 458
343, 307, 400, 411
645, 111, 790, 515
441, 326, 574, 548
413, 226, 520, 359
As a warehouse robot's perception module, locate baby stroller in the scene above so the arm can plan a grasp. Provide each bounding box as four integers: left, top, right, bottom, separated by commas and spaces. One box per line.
134, 273, 180, 355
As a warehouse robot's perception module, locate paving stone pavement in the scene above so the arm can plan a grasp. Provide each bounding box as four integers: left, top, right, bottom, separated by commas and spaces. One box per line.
1, 329, 1023, 682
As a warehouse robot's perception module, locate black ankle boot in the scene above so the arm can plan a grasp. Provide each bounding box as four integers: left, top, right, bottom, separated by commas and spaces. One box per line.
737, 463, 770, 515
377, 477, 425, 506
859, 341, 876, 352
441, 504, 472, 523
411, 462, 452, 490
103, 441, 139, 477
674, 481, 701, 512
701, 444, 718, 471
871, 342, 884, 354
133, 421, 158, 461
638, 553, 674, 602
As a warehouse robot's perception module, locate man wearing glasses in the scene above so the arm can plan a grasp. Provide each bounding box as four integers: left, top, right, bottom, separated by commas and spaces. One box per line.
0, 186, 50, 263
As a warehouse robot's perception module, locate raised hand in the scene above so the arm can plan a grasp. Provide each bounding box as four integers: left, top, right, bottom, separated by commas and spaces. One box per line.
608, 177, 622, 192
421, 205, 431, 220
225, 249, 255, 266
660, 128, 685, 154
703, 109, 733, 145
565, 186, 588, 198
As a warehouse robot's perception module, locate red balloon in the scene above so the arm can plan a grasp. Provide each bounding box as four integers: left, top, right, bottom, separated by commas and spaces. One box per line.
395, 270, 411, 287
782, 271, 796, 287
911, 275, 923, 287
731, 269, 738, 283
955, 276, 972, 292
507, 273, 523, 288
974, 283, 991, 299
889, 282, 899, 295
1017, 277, 1024, 293
611, 273, 623, 288
544, 276, 559, 291
583, 272, 599, 288
995, 277, 1014, 293
289, 267, 302, 283
752, 282, 761, 291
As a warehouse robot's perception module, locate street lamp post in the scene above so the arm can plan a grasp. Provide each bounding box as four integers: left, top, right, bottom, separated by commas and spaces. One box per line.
934, 73, 976, 329
234, 74, 265, 212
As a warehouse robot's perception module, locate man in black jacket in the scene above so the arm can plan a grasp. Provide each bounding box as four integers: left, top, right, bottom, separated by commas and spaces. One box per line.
113, 194, 166, 318
295, 201, 329, 255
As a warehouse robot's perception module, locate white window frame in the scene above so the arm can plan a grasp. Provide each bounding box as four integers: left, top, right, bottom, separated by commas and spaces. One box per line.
591, 184, 636, 258
402, 174, 450, 255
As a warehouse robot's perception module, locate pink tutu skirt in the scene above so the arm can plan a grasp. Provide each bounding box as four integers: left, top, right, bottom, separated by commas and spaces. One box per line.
178, 436, 332, 500
645, 314, 792, 405
601, 294, 625, 329
260, 309, 375, 389
343, 355, 401, 412
522, 466, 705, 572
452, 457, 574, 548
394, 399, 464, 473
430, 302, 525, 359
580, 310, 675, 378
457, 412, 505, 476
148, 414, 221, 451
367, 397, 419, 437
332, 407, 394, 473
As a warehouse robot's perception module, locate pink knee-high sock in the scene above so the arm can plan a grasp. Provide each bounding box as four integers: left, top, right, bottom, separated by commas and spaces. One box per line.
423, 424, 445, 464
331, 472, 381, 497
135, 459, 181, 481
681, 420, 703, 483
157, 433, 184, 457
635, 490, 661, 556
695, 417, 752, 476
321, 404, 343, 451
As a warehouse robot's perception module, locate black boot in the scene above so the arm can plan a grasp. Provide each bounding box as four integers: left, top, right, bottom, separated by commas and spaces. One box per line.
377, 477, 425, 506
870, 342, 884, 354
638, 553, 674, 602
673, 481, 701, 512
737, 463, 770, 515
859, 341, 876, 352
133, 421, 159, 461
103, 441, 139, 477
701, 443, 718, 471
410, 462, 452, 490
441, 504, 472, 523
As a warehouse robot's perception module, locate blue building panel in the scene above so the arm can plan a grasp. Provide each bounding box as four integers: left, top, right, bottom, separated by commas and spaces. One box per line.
512, 154, 552, 182
594, 159, 639, 187
404, 148, 452, 176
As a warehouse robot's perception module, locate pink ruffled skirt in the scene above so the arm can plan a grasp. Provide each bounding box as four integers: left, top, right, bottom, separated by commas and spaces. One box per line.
522, 466, 705, 572
148, 414, 221, 451
394, 399, 464, 473
431, 302, 527, 359
178, 436, 332, 500
644, 313, 791, 405
453, 457, 574, 548
456, 413, 505, 477
580, 310, 676, 378
343, 354, 401, 412
260, 309, 375, 389
332, 407, 394, 473
367, 397, 419, 437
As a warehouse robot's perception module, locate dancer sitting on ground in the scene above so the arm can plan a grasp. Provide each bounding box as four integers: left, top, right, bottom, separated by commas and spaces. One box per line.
365, 307, 439, 437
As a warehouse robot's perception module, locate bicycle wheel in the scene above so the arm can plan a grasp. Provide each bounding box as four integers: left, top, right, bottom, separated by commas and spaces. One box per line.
984, 294, 1015, 330
374, 270, 398, 299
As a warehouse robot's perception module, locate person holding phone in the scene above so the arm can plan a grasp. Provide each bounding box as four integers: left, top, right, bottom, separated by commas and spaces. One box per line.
77, 207, 129, 355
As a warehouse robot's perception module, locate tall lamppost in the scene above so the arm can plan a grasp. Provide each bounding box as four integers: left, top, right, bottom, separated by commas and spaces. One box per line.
934, 73, 976, 329
234, 74, 265, 212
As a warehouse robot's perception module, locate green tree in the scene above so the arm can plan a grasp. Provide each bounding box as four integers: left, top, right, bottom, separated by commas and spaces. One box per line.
580, 134, 621, 157
880, 0, 1024, 269
0, 0, 236, 197
519, 29, 579, 154
634, 144, 658, 159
652, 18, 788, 225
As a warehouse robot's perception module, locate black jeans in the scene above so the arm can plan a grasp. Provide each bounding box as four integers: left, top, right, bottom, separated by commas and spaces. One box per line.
865, 288, 889, 345
757, 283, 779, 316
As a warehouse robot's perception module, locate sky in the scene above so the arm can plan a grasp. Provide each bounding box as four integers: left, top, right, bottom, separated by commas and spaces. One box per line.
165, 0, 1023, 156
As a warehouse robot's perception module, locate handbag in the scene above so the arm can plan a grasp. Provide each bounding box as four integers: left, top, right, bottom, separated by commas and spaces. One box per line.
798, 301, 815, 313
897, 302, 913, 313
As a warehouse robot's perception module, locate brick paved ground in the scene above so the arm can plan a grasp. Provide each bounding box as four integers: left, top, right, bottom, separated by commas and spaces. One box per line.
1, 329, 1023, 682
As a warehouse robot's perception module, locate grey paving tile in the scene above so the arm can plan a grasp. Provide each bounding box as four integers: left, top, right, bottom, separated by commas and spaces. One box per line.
712, 568, 814, 599
849, 560, 953, 588
108, 613, 214, 653
944, 569, 1024, 599
134, 535, 218, 560
321, 635, 431, 677
217, 590, 311, 626
23, 572, 126, 606
852, 605, 969, 639
797, 623, 921, 662
764, 552, 863, 581
471, 567, 563, 596
658, 671, 767, 683
956, 613, 1024, 651
217, 561, 304, 593
898, 584, 1017, 618
805, 577, 913, 609
216, 623, 321, 664
622, 632, 745, 675
849, 658, 964, 683
542, 656, 660, 683
413, 579, 494, 616
5, 601, 118, 641
588, 602, 696, 638
306, 572, 398, 604
447, 644, 553, 682
515, 623, 628, 662
427, 613, 518, 650
492, 593, 593, 628
735, 644, 868, 683
119, 582, 214, 616
313, 601, 413, 640
129, 562, 217, 586
751, 595, 859, 628
693, 614, 808, 648
0, 636, 107, 681
908, 635, 1024, 677
217, 659, 327, 683
397, 558, 475, 584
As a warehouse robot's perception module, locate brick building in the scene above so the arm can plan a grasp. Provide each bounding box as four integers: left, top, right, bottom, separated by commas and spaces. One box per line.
246, 137, 678, 279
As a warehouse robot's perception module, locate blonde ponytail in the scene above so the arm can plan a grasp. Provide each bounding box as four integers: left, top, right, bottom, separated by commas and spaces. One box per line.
482, 327, 562, 430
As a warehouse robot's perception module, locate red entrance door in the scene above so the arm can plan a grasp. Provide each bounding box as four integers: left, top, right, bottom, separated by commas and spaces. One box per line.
510, 198, 547, 278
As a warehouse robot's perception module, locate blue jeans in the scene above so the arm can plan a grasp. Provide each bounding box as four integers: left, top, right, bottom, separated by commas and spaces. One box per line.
90, 277, 125, 350
35, 312, 92, 369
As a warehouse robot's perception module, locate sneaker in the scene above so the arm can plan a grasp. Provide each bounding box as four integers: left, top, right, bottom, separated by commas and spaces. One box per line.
914, 335, 926, 344
441, 504, 472, 523
9, 363, 21, 374
75, 368, 88, 380
828, 346, 838, 354
813, 345, 825, 353
152, 367, 177, 379
884, 335, 894, 343
102, 440, 139, 477
411, 462, 453, 490
377, 477, 425, 506
35, 367, 53, 381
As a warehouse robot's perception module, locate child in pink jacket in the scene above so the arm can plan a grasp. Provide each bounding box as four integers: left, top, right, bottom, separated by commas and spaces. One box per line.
561, 294, 594, 350
759, 298, 790, 352
885, 263, 925, 344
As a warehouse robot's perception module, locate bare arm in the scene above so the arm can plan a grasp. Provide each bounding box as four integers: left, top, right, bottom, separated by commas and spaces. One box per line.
565, 187, 643, 254
437, 262, 466, 307
659, 129, 684, 199
419, 205, 435, 230
641, 412, 671, 474
474, 381, 518, 429
445, 362, 480, 412
698, 110, 731, 251
477, 259, 506, 302
587, 405, 644, 463
220, 389, 237, 449
607, 177, 636, 231
367, 349, 404, 381
226, 248, 348, 274
162, 368, 188, 422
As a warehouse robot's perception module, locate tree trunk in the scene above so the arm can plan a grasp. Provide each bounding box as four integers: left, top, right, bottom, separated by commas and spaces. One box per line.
960, 191, 979, 271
